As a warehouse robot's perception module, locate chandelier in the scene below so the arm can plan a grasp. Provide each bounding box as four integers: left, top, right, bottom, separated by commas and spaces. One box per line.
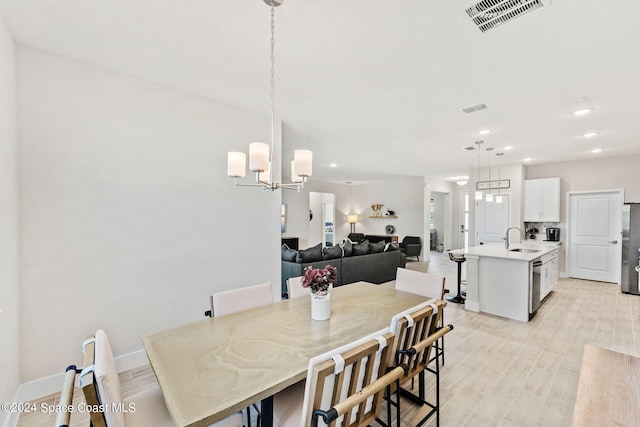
226, 0, 312, 191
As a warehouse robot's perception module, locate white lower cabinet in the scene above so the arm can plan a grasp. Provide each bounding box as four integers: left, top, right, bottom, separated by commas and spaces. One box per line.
540, 250, 559, 301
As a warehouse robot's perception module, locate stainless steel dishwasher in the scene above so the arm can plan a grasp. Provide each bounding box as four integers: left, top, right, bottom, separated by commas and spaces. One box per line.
529, 258, 542, 319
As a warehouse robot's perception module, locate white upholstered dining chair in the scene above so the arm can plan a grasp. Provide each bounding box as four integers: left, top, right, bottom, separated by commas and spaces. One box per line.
209, 281, 274, 317
272, 328, 404, 427
286, 276, 308, 299
79, 329, 243, 427
209, 281, 274, 426
287, 276, 334, 299
395, 267, 447, 365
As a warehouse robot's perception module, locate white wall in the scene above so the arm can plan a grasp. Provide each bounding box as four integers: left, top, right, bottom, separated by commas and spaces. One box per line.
526, 155, 640, 202
352, 178, 425, 248
0, 9, 19, 425
17, 47, 281, 382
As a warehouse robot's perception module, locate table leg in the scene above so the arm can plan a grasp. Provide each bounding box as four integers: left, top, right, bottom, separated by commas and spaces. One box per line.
261, 395, 274, 427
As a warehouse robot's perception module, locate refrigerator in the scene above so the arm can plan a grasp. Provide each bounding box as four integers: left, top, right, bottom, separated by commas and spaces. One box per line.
621, 203, 640, 294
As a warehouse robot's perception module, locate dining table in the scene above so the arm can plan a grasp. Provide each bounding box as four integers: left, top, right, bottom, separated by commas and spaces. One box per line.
142, 281, 435, 427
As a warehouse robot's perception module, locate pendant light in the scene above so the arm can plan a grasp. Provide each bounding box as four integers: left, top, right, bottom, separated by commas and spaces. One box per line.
485, 147, 494, 202
495, 152, 504, 204
474, 140, 484, 200
227, 0, 312, 191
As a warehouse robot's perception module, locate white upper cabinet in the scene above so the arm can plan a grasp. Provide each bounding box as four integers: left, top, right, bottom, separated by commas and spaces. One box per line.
524, 178, 561, 222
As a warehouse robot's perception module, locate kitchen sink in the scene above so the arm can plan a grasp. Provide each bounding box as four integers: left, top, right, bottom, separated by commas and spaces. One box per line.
509, 248, 539, 253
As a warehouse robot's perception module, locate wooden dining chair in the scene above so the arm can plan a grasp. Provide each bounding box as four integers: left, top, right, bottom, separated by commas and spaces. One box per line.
395, 267, 448, 365
55, 364, 80, 427
79, 329, 243, 427
389, 300, 453, 427
272, 328, 405, 427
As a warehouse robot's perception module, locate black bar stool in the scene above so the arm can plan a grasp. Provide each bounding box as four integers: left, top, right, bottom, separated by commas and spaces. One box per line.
447, 252, 466, 304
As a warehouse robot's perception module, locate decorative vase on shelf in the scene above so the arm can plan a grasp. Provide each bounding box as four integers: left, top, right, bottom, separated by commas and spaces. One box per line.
311, 292, 331, 321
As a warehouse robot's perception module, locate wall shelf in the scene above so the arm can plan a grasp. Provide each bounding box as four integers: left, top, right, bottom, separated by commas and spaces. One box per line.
369, 215, 398, 219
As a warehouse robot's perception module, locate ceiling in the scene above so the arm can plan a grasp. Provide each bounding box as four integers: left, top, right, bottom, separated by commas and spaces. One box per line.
1, 0, 639, 184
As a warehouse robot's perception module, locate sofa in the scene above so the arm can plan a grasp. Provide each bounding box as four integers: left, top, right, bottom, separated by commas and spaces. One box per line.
281, 239, 406, 297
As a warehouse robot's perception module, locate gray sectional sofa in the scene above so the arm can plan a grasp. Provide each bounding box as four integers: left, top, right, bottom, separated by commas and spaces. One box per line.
281, 239, 406, 297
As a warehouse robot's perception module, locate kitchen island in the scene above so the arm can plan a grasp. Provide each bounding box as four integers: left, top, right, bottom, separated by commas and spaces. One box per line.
457, 243, 559, 322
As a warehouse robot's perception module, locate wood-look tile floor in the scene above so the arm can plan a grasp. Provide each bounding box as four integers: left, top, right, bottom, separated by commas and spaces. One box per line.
17, 251, 640, 426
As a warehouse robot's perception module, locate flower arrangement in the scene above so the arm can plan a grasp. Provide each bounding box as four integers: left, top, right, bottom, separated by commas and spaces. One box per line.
301, 264, 337, 295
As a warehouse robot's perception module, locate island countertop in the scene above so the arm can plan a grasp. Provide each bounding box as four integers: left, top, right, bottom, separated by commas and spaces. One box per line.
456, 243, 558, 261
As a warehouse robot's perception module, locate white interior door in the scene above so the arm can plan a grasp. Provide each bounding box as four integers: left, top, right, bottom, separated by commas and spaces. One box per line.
568, 191, 622, 283
476, 195, 510, 245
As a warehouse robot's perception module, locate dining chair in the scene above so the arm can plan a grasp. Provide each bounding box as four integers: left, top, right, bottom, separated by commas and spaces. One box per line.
55, 364, 80, 427
395, 267, 448, 365
79, 329, 243, 427
389, 300, 453, 427
272, 328, 405, 427
286, 276, 308, 299
209, 281, 274, 426
287, 276, 334, 300
207, 281, 273, 317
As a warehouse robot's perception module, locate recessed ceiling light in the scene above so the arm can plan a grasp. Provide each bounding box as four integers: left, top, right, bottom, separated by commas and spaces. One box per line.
591, 148, 603, 154
582, 132, 598, 138
523, 157, 532, 162
329, 163, 337, 168
573, 108, 593, 116
478, 129, 491, 135
503, 145, 514, 150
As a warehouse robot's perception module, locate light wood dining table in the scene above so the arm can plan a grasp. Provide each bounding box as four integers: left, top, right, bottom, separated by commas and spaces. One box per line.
142, 281, 434, 427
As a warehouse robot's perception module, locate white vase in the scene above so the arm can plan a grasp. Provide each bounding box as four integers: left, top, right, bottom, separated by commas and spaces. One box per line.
311, 292, 331, 321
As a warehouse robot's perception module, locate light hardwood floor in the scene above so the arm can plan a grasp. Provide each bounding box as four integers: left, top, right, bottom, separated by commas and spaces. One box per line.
18, 251, 640, 426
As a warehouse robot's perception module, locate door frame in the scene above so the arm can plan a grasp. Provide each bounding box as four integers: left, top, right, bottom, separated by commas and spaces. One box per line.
566, 189, 624, 283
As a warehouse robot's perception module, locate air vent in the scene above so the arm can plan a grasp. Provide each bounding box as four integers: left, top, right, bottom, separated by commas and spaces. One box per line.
462, 103, 488, 114
466, 0, 545, 33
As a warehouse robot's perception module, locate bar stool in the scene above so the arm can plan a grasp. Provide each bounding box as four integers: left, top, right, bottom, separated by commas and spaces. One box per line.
447, 252, 466, 304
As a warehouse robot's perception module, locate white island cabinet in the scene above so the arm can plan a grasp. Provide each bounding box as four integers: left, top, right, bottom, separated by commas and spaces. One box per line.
459, 243, 559, 322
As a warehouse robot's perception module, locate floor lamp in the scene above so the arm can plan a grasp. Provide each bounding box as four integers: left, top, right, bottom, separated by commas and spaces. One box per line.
347, 214, 359, 234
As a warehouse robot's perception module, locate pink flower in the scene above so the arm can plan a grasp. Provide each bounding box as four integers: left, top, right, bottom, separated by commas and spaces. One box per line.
301, 265, 336, 294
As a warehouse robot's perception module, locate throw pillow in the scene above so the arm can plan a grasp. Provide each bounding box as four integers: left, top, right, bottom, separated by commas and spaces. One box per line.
297, 243, 323, 263
384, 242, 400, 252
340, 239, 353, 257
352, 239, 370, 256
369, 241, 386, 253
281, 244, 298, 262
323, 244, 343, 260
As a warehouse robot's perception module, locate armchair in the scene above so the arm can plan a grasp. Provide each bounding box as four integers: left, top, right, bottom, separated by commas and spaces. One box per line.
400, 235, 422, 261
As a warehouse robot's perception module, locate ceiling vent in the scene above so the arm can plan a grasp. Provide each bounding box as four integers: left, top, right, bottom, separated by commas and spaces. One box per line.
466, 0, 545, 33
462, 103, 488, 114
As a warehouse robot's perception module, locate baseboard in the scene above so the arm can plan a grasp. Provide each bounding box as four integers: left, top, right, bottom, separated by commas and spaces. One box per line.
10, 349, 148, 409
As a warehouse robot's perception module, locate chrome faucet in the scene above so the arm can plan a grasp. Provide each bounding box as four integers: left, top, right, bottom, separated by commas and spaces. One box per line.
505, 226, 524, 250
